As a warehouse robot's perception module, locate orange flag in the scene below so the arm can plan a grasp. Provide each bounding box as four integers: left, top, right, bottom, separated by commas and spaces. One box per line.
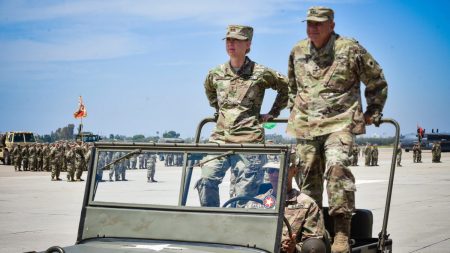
73, 96, 87, 119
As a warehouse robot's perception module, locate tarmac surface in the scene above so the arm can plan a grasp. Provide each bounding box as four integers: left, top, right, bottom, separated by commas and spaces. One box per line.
1, 148, 450, 253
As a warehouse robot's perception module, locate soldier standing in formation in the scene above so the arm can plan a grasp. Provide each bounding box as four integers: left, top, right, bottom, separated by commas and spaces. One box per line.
364, 144, 372, 166
146, 154, 158, 183
371, 144, 379, 166
351, 145, 359, 166
65, 143, 76, 181
21, 145, 30, 171
49, 143, 62, 180
432, 142, 441, 163
286, 6, 388, 252
12, 144, 22, 171
195, 24, 288, 207
413, 143, 421, 163
396, 144, 402, 167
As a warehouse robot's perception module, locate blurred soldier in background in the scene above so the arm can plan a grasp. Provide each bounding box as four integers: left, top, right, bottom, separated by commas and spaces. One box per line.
146, 153, 158, 183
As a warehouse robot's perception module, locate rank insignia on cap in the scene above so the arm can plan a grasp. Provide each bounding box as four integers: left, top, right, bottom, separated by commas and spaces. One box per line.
263, 195, 276, 208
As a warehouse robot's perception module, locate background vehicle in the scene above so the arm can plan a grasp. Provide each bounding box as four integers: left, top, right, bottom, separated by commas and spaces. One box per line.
0, 131, 36, 165
75, 132, 101, 143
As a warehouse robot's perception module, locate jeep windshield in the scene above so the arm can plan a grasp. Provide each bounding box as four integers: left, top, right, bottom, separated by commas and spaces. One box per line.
78, 142, 291, 253
12, 133, 35, 142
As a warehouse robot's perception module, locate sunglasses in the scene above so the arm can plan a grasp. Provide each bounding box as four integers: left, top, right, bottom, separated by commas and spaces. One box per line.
266, 168, 279, 174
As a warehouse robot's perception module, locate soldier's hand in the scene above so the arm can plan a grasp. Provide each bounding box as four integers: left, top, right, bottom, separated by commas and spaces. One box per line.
280, 233, 296, 253
260, 114, 274, 123
364, 111, 382, 127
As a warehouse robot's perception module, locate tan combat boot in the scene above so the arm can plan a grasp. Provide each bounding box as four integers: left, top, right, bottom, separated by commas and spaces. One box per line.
331, 215, 351, 253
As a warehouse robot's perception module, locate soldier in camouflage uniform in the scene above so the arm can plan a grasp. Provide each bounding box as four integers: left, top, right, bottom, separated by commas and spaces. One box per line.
195, 25, 288, 207
246, 155, 325, 252
364, 144, 372, 166
351, 145, 359, 166
36, 144, 43, 171
74, 144, 85, 181
49, 143, 62, 180
21, 145, 29, 171
65, 144, 76, 181
286, 7, 388, 253
396, 144, 402, 167
12, 144, 22, 171
146, 153, 158, 183
42, 143, 51, 171
28, 144, 37, 171
371, 144, 379, 166
109, 151, 121, 181
432, 142, 441, 163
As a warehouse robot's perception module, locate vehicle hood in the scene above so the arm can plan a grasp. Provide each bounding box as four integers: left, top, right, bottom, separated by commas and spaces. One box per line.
41, 238, 268, 253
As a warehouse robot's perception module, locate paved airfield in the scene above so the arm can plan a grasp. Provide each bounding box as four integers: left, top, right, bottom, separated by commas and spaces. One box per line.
1, 148, 450, 253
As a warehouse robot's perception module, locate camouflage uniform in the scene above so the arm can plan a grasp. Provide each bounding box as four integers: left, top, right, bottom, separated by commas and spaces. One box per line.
246, 189, 325, 251
146, 154, 157, 182
396, 145, 402, 166
195, 25, 288, 207
74, 145, 85, 181
413, 144, 422, 163
351, 145, 359, 166
42, 144, 51, 171
109, 151, 121, 181
21, 146, 29, 171
36, 144, 43, 171
29, 144, 37, 171
371, 145, 379, 166
12, 145, 22, 171
287, 31, 388, 218
432, 142, 441, 163
65, 146, 76, 181
49, 145, 62, 180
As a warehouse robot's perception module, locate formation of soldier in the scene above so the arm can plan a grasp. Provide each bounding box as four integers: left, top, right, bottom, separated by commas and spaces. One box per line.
363, 144, 379, 166
10, 141, 92, 181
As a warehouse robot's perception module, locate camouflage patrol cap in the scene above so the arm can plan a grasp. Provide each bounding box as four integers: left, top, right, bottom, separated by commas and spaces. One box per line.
304, 6, 334, 22
224, 25, 253, 41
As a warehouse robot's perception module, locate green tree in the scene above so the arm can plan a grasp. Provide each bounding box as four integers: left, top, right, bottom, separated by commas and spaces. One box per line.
163, 131, 180, 138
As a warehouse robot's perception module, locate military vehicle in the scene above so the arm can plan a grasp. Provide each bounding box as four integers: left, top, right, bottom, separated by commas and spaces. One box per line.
0, 131, 36, 165
75, 132, 102, 143
36, 117, 399, 253
401, 132, 450, 152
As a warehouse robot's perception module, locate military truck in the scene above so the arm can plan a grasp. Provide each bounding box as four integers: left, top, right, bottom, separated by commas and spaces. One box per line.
0, 131, 36, 165
36, 117, 399, 253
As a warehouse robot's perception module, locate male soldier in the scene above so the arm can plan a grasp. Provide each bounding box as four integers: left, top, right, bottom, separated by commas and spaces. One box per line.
49, 143, 62, 181
109, 151, 121, 181
36, 144, 43, 171
412, 143, 418, 163
146, 153, 158, 183
74, 144, 85, 181
396, 144, 402, 166
246, 156, 325, 253
21, 145, 30, 171
28, 144, 37, 171
12, 144, 22, 171
371, 144, 379, 166
286, 7, 388, 252
413, 143, 422, 163
195, 25, 288, 207
351, 144, 359, 166
42, 143, 51, 171
432, 142, 441, 163
364, 144, 372, 166
65, 144, 76, 182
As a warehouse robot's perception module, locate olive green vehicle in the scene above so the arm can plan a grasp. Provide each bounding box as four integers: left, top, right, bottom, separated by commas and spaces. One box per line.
75, 132, 102, 143
36, 118, 399, 253
0, 131, 36, 165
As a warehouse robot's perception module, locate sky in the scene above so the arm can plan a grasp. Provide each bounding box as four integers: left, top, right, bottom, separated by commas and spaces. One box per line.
1, 0, 450, 139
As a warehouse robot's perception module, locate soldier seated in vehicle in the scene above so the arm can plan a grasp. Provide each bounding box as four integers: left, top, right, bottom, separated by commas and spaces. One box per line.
246, 155, 326, 253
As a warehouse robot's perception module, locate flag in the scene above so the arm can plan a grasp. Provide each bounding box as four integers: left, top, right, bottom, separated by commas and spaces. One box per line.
73, 96, 87, 119
263, 122, 277, 129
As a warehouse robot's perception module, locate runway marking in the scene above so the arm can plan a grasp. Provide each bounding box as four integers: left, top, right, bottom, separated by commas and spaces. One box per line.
356, 179, 386, 185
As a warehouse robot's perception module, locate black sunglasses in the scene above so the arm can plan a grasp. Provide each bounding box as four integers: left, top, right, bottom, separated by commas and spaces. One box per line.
267, 168, 279, 174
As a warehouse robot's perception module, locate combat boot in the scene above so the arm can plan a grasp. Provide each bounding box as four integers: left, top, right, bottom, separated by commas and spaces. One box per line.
332, 215, 351, 253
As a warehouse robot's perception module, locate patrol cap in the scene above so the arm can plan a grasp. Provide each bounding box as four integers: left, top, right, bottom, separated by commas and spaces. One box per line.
304, 6, 334, 22
224, 25, 253, 41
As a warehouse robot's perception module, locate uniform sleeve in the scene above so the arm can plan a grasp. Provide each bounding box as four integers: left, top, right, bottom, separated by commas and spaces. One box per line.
204, 71, 219, 111
355, 44, 388, 115
287, 50, 297, 111
264, 69, 289, 117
